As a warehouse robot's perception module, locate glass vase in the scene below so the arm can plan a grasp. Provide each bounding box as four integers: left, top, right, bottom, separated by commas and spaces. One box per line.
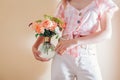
38, 37, 56, 59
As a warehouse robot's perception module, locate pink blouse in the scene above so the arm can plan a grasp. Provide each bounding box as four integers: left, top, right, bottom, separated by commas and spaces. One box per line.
55, 0, 119, 57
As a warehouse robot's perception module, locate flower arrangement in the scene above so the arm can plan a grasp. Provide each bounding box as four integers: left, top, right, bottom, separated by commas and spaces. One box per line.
29, 15, 66, 59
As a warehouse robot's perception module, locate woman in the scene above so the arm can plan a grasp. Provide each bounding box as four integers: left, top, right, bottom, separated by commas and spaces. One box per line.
32, 0, 118, 80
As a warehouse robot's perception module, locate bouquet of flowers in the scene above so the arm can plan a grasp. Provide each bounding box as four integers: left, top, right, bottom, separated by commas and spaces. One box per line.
29, 15, 66, 59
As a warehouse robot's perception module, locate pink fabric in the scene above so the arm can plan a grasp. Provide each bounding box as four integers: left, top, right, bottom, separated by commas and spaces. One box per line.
97, 0, 119, 18
55, 0, 118, 57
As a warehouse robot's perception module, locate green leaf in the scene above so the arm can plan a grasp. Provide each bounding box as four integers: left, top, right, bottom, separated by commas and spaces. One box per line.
43, 14, 64, 26
36, 20, 42, 23
40, 29, 56, 37
39, 33, 44, 37
56, 35, 59, 39
52, 17, 63, 24
44, 15, 52, 20
35, 34, 39, 38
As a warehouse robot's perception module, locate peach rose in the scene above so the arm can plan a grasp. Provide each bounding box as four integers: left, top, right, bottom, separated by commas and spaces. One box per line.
32, 22, 44, 34
41, 19, 52, 29
41, 19, 57, 31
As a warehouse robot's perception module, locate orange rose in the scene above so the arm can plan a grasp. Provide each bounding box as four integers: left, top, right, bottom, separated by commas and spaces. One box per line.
41, 19, 52, 29
32, 22, 44, 34
41, 19, 57, 31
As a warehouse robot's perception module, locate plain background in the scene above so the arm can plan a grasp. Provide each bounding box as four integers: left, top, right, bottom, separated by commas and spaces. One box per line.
0, 0, 120, 80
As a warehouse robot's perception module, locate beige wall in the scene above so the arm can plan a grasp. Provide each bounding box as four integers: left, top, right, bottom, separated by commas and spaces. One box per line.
0, 0, 120, 80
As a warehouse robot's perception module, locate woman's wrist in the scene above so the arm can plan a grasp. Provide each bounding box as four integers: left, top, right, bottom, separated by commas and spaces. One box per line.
33, 43, 39, 49
60, 37, 67, 40
72, 38, 78, 45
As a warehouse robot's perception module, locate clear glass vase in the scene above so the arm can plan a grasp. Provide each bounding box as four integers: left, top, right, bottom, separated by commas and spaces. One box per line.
38, 37, 56, 59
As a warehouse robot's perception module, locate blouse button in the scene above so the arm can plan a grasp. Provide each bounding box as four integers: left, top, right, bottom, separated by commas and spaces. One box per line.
79, 13, 82, 16
77, 20, 80, 23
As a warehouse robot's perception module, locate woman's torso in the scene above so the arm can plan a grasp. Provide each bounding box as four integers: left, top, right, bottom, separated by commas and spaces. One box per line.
62, 0, 100, 40
60, 0, 100, 57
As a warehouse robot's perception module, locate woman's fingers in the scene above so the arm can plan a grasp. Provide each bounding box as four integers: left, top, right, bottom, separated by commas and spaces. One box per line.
32, 47, 50, 62
55, 42, 61, 51
32, 47, 40, 57
34, 52, 50, 62
58, 48, 65, 55
55, 40, 67, 55
56, 45, 66, 55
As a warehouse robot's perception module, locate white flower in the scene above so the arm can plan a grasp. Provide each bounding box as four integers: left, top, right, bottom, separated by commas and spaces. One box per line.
50, 35, 59, 47
55, 27, 61, 34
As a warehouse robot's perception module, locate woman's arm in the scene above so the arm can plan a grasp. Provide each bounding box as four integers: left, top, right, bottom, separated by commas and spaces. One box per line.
73, 12, 112, 45
55, 12, 113, 55
32, 36, 44, 49
32, 36, 50, 61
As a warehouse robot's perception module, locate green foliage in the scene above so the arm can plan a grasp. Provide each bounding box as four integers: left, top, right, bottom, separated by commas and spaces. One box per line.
35, 33, 39, 38
56, 35, 59, 39
43, 29, 56, 37
44, 14, 64, 24
35, 29, 56, 38
34, 14, 64, 38
35, 20, 42, 23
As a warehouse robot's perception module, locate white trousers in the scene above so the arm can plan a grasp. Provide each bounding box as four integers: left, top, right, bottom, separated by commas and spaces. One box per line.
51, 48, 102, 80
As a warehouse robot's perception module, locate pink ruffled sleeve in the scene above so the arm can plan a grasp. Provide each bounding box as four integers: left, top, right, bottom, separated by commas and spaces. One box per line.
54, 2, 64, 18
98, 0, 119, 17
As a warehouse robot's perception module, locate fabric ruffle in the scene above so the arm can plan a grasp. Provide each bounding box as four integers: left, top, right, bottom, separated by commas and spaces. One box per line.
96, 0, 119, 16
54, 2, 64, 18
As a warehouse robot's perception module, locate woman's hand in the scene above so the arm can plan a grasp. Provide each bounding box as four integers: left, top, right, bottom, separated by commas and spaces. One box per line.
32, 36, 50, 62
32, 45, 50, 62
55, 39, 77, 55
